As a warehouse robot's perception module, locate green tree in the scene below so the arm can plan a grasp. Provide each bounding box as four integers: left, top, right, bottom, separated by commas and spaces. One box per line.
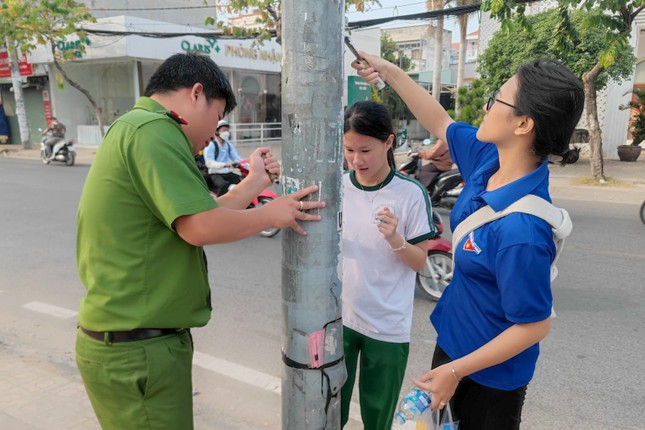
620, 89, 645, 146
0, 0, 99, 143
451, 78, 486, 127
479, 9, 633, 94
381, 32, 411, 71
206, 1, 382, 44
380, 33, 413, 126
482, 0, 644, 182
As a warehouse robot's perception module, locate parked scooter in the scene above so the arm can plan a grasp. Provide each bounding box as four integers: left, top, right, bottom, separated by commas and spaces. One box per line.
640, 199, 645, 226
398, 151, 463, 209
39, 129, 76, 166
417, 210, 453, 301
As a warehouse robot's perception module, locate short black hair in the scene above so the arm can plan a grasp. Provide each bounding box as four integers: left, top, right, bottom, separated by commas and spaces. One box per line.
514, 58, 584, 162
144, 52, 237, 115
344, 100, 396, 167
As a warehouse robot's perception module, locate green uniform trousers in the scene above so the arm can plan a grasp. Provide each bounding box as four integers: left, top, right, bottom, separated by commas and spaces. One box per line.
75, 328, 194, 430
341, 326, 409, 430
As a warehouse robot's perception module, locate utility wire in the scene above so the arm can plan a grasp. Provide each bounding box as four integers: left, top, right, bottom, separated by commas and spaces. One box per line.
88, 5, 216, 11
80, 2, 484, 39
347, 3, 482, 29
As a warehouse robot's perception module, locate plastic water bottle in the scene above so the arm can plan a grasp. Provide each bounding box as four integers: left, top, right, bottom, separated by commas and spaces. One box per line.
393, 387, 432, 424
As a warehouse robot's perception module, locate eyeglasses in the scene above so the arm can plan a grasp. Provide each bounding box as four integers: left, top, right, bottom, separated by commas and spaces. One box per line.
486, 90, 519, 111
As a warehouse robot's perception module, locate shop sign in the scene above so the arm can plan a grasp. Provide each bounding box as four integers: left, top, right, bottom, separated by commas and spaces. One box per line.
43, 90, 52, 125
0, 49, 34, 79
178, 38, 280, 64
180, 38, 221, 55
347, 75, 372, 106
224, 43, 280, 63
56, 37, 91, 58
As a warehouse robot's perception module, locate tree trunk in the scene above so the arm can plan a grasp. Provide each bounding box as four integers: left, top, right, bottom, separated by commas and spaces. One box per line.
51, 49, 105, 137
5, 38, 32, 149
266, 4, 281, 44
432, 16, 444, 102
582, 62, 605, 182
455, 14, 468, 116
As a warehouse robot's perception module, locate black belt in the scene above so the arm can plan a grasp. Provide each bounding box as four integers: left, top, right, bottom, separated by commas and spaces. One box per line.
80, 326, 185, 343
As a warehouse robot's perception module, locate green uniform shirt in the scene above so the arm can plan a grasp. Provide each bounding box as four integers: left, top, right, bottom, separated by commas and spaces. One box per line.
77, 97, 218, 331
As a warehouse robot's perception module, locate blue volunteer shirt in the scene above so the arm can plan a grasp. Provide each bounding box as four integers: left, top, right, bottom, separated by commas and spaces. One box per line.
430, 122, 556, 391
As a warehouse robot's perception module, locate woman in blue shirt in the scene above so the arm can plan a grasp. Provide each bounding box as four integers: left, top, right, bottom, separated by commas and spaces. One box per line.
353, 55, 584, 429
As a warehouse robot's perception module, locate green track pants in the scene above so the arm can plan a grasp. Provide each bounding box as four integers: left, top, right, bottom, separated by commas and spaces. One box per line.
341, 326, 409, 430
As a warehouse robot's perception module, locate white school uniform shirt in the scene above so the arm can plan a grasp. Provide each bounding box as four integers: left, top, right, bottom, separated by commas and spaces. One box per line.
342, 169, 435, 343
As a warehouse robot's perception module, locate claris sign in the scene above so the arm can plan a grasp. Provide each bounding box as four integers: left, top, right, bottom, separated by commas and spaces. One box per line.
56, 37, 91, 58
179, 38, 279, 64
180, 38, 221, 55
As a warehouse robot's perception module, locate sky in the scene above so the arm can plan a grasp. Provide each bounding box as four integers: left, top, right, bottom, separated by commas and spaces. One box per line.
346, 0, 480, 43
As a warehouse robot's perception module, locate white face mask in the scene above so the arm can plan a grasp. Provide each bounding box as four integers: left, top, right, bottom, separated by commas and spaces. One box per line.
219, 131, 230, 141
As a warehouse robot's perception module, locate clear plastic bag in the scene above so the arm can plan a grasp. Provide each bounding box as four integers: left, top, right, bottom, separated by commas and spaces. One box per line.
415, 402, 458, 430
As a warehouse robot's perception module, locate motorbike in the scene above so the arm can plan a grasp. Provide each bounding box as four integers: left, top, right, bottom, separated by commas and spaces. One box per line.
40, 133, 76, 166
234, 160, 281, 238
640, 199, 645, 226
398, 151, 463, 209
417, 210, 453, 301
199, 157, 280, 238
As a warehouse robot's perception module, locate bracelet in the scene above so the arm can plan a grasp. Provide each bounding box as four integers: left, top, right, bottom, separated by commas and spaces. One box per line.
451, 366, 462, 382
389, 235, 407, 252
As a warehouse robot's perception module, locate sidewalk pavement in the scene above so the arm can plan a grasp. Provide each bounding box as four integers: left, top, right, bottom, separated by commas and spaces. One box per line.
0, 352, 99, 430
547, 156, 645, 205
1, 143, 644, 429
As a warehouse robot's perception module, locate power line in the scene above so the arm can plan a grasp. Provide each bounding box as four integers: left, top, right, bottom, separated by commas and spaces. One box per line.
81, 28, 226, 39
89, 5, 215, 12
79, 3, 484, 40
347, 3, 482, 29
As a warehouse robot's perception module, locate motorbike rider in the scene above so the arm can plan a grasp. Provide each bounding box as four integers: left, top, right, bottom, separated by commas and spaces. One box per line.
415, 137, 455, 189
42, 117, 67, 161
204, 119, 243, 196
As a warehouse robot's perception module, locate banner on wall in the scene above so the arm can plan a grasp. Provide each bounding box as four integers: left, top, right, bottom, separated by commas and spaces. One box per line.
42, 90, 52, 125
0, 49, 34, 79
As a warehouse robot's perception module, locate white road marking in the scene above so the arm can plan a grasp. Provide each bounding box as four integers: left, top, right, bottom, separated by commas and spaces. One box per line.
22, 301, 78, 319
193, 350, 365, 423
17, 302, 385, 425
193, 350, 282, 395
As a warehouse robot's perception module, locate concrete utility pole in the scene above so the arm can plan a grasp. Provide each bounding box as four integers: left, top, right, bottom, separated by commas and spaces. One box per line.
280, 0, 346, 429
5, 38, 32, 149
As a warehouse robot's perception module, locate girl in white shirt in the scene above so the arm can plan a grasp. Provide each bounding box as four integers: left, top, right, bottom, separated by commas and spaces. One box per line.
341, 100, 436, 429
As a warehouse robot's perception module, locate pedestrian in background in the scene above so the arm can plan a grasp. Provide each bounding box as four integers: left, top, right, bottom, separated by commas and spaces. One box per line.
354, 53, 584, 429
42, 116, 67, 160
204, 119, 243, 196
75, 52, 324, 430
340, 100, 436, 429
415, 137, 454, 188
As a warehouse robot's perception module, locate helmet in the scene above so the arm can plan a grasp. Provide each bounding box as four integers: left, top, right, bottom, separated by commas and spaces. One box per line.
216, 119, 230, 130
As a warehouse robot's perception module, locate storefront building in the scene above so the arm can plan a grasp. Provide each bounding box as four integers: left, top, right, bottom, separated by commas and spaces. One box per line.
8, 15, 282, 146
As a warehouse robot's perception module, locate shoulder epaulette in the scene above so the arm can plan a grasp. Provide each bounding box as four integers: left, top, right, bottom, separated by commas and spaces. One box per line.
158, 110, 188, 125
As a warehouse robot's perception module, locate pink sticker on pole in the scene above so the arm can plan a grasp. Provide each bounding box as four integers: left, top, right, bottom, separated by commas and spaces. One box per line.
308, 328, 325, 368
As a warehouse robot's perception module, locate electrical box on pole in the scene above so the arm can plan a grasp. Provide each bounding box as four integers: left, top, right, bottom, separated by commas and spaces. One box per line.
280, 0, 346, 429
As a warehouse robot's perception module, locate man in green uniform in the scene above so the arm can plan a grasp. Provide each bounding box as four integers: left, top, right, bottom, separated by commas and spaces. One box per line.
75, 52, 324, 430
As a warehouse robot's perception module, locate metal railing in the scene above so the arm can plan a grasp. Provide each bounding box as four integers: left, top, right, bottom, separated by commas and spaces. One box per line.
230, 122, 282, 147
